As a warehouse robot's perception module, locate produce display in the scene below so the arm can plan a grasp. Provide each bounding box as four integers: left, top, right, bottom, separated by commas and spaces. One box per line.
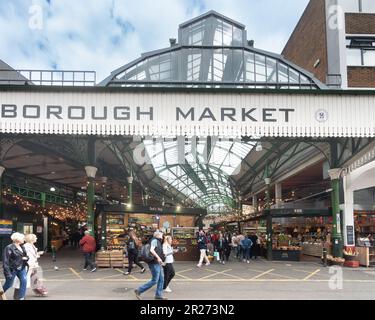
106, 214, 126, 250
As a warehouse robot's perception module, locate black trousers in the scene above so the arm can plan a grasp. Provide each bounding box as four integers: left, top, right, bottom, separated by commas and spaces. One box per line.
84, 253, 95, 269
163, 263, 175, 289
128, 251, 144, 273
224, 247, 231, 261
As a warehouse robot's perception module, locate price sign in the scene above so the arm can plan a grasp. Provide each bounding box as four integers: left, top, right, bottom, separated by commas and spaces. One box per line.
346, 226, 355, 246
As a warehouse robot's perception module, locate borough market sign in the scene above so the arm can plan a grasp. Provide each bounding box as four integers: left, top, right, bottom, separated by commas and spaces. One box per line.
0, 89, 374, 138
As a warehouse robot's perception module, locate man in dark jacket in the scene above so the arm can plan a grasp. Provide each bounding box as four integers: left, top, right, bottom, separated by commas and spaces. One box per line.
79, 231, 97, 272
135, 230, 166, 300
249, 233, 259, 260
197, 230, 210, 267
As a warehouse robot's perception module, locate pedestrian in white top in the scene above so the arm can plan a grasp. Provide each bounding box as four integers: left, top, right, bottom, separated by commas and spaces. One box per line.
14, 234, 47, 297
162, 236, 176, 293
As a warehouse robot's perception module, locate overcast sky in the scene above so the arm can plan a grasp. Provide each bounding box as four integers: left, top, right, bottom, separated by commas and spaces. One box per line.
0, 0, 309, 82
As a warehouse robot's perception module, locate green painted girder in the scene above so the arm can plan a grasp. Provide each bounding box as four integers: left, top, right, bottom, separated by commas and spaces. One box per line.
5, 184, 73, 206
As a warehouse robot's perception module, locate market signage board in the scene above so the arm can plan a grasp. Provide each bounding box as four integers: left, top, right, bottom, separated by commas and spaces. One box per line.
0, 219, 13, 235
0, 90, 374, 137
346, 225, 355, 245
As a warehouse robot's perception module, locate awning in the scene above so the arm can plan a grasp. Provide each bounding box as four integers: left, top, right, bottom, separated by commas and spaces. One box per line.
0, 88, 374, 138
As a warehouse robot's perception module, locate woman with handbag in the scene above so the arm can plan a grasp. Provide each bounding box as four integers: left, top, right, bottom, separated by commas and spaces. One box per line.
124, 230, 146, 275
2, 232, 29, 300
14, 234, 48, 297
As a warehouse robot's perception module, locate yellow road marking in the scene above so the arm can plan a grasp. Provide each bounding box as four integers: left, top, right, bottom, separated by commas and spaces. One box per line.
30, 279, 375, 283
115, 268, 137, 280
69, 268, 83, 280
250, 269, 274, 280
248, 268, 297, 280
199, 269, 233, 280
303, 269, 321, 280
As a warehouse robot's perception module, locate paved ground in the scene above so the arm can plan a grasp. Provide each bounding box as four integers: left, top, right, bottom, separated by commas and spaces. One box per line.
1, 247, 375, 300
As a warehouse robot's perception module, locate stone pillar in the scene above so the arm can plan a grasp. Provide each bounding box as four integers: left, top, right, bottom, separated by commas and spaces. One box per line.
85, 166, 98, 236
127, 176, 133, 206
265, 177, 273, 261
275, 183, 282, 209
328, 168, 344, 258
343, 174, 355, 247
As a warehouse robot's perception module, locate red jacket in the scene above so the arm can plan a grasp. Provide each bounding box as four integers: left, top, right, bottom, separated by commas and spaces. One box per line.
79, 235, 96, 253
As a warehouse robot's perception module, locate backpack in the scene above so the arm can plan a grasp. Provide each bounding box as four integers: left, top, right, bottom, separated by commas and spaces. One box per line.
139, 243, 155, 263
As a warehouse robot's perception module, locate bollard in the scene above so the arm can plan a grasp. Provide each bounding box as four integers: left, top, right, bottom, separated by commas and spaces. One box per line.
322, 247, 327, 267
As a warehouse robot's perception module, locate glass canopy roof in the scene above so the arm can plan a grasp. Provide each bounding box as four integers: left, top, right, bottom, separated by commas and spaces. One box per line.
100, 11, 326, 89
143, 138, 255, 213
100, 11, 328, 213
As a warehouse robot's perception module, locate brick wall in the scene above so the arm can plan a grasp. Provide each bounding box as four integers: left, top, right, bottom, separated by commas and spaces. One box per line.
346, 13, 375, 34
282, 0, 328, 83
348, 67, 375, 87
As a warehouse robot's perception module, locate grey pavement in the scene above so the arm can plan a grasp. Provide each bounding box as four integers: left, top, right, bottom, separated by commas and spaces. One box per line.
1, 247, 375, 300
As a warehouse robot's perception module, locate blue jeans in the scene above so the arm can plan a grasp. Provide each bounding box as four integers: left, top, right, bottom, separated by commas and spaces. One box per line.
243, 247, 251, 260
2, 267, 28, 299
137, 263, 164, 298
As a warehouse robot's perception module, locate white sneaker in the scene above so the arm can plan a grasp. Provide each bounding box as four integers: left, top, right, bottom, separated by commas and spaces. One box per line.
164, 287, 172, 293
243, 259, 246, 263
247, 260, 250, 264
197, 264, 202, 268
222, 261, 225, 265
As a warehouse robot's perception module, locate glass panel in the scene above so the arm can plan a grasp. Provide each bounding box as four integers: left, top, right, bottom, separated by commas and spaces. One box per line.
186, 49, 202, 81
222, 20, 233, 46
347, 48, 362, 65
362, 0, 375, 13
363, 49, 375, 66
213, 18, 223, 46
289, 68, 300, 84
255, 54, 266, 82
213, 49, 225, 81
278, 63, 289, 83
245, 51, 255, 82
233, 26, 243, 46
340, 0, 360, 12
266, 58, 277, 83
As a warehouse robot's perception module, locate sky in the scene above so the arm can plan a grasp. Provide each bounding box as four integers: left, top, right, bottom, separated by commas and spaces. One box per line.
0, 0, 310, 82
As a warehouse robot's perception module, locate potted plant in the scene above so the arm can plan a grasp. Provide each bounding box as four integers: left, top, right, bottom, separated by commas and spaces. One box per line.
277, 234, 290, 247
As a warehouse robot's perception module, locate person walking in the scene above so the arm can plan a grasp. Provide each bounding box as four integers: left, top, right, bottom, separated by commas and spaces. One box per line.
197, 230, 210, 267
224, 233, 232, 262
249, 233, 259, 260
2, 233, 29, 300
231, 233, 238, 260
215, 233, 227, 264
79, 231, 97, 272
241, 235, 253, 263
14, 234, 47, 298
124, 230, 146, 275
236, 233, 245, 260
162, 235, 176, 293
134, 230, 166, 300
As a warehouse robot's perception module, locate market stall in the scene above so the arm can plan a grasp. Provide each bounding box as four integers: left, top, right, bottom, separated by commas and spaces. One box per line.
96, 204, 205, 262
237, 209, 333, 261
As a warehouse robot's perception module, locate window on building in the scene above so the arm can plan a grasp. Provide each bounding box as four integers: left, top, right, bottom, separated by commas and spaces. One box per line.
347, 37, 375, 66
341, 0, 375, 13
361, 0, 375, 13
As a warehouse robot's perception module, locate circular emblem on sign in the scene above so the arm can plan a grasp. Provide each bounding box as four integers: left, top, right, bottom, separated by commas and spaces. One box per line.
315, 109, 329, 122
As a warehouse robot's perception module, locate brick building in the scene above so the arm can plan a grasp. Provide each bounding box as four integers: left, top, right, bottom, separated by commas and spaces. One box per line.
283, 0, 375, 89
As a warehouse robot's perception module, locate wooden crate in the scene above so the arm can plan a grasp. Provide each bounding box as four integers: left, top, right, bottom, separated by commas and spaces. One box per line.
96, 251, 111, 267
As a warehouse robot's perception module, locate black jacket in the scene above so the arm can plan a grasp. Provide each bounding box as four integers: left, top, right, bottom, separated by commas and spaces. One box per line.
126, 238, 139, 254
3, 243, 29, 278
197, 235, 208, 250
150, 237, 165, 264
